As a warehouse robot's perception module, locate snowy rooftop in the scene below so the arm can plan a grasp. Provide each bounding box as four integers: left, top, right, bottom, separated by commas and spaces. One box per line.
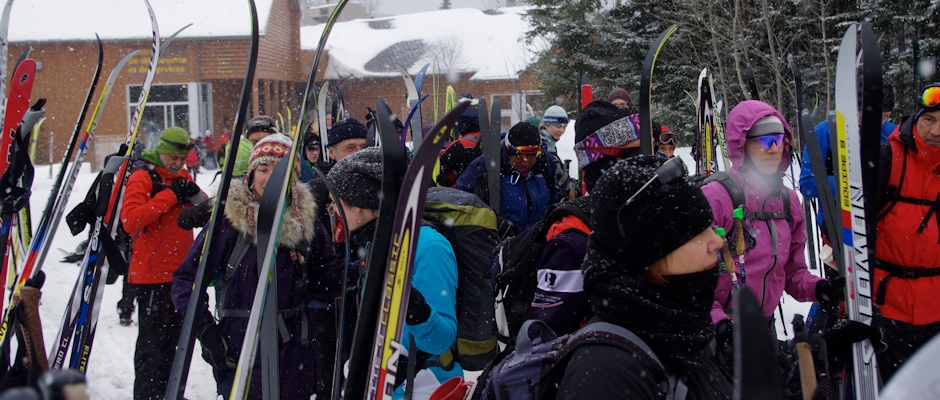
301, 7, 537, 81
8, 0, 274, 42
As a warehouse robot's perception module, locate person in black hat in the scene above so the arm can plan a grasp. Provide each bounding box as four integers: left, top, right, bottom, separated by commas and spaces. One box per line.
455, 121, 570, 231
556, 155, 733, 399
326, 118, 369, 163
573, 100, 643, 195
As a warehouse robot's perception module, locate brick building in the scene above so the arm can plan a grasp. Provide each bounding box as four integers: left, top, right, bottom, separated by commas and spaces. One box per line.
10, 1, 542, 169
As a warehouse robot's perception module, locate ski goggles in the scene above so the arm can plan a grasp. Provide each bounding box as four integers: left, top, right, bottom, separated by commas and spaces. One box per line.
160, 137, 193, 151
921, 85, 940, 109
616, 157, 688, 237
509, 145, 541, 159
749, 133, 785, 150
577, 142, 640, 160
659, 132, 678, 146
543, 116, 570, 126
247, 119, 278, 134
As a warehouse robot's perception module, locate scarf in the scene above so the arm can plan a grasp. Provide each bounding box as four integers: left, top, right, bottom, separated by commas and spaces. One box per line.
583, 238, 717, 376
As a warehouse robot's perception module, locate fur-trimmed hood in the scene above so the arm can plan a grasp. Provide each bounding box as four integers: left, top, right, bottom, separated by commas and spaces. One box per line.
225, 179, 317, 248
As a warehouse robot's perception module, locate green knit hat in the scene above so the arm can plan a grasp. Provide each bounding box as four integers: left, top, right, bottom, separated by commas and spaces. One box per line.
154, 126, 193, 155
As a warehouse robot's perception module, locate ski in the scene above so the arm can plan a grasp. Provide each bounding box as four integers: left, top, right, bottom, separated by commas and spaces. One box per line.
343, 99, 408, 400
228, 1, 348, 397
579, 73, 592, 110
747, 66, 760, 101
488, 97, 501, 211
318, 81, 331, 154
400, 94, 430, 142
164, 1, 258, 397
0, 0, 14, 137
363, 100, 470, 400
638, 25, 678, 155
733, 288, 784, 400
395, 63, 422, 149
790, 60, 818, 272
834, 23, 880, 399
696, 68, 717, 174
47, 49, 139, 371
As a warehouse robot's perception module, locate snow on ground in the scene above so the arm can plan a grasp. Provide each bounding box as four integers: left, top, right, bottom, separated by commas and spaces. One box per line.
31, 164, 218, 400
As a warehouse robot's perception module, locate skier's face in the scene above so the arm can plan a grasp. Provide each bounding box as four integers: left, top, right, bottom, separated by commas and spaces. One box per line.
252, 161, 278, 197
305, 144, 321, 163
657, 228, 723, 276
509, 153, 538, 173
744, 134, 784, 174
657, 144, 676, 158
159, 153, 187, 176
545, 124, 566, 140
916, 110, 940, 148
328, 138, 368, 162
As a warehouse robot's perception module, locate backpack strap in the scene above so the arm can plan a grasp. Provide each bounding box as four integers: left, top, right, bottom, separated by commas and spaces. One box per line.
879, 138, 908, 220
705, 171, 792, 225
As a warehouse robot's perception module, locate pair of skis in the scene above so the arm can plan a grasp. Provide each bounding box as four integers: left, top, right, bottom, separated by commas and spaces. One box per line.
695, 68, 720, 174
395, 63, 429, 149
638, 25, 678, 155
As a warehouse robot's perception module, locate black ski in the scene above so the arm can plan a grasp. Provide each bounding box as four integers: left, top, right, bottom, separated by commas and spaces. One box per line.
790, 60, 818, 272
343, 100, 408, 400
734, 288, 784, 400
164, 1, 259, 397
638, 25, 678, 155
479, 97, 501, 213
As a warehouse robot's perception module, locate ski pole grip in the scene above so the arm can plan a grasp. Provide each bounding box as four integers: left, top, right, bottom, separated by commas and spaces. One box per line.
732, 207, 745, 255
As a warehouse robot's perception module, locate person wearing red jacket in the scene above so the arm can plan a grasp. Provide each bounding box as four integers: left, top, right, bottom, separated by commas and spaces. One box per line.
874, 83, 940, 382
120, 126, 204, 400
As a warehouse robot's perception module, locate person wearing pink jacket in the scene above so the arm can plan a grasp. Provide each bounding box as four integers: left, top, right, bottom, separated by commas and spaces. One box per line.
702, 100, 842, 350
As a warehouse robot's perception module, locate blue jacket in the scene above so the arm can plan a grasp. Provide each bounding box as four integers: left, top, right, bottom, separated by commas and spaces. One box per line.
392, 225, 463, 398
799, 119, 895, 226
455, 153, 564, 231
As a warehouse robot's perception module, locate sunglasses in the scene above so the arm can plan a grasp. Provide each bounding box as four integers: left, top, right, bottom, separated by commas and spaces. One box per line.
305, 145, 321, 152
921, 86, 940, 108
659, 132, 678, 146
510, 145, 541, 159
161, 137, 193, 151
617, 157, 688, 237
750, 133, 784, 150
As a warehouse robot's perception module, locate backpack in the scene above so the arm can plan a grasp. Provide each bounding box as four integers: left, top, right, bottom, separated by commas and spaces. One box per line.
422, 187, 500, 371
700, 171, 792, 227
472, 319, 687, 400
491, 196, 592, 344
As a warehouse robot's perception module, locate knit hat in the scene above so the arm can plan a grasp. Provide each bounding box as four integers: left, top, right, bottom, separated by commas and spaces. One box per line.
303, 131, 321, 149
457, 107, 480, 136
573, 101, 640, 168
247, 133, 293, 176
506, 122, 540, 147
327, 118, 368, 147
590, 155, 714, 270
326, 147, 382, 210
153, 126, 193, 155
607, 88, 633, 107
246, 115, 279, 135
913, 83, 940, 122
747, 115, 785, 138
542, 106, 569, 126
524, 116, 541, 127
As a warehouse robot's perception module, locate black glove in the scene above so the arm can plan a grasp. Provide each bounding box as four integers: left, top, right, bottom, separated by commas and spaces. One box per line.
716, 319, 734, 363
823, 305, 885, 376
197, 323, 236, 371
177, 200, 213, 230
169, 179, 201, 204
406, 287, 432, 326
815, 277, 845, 304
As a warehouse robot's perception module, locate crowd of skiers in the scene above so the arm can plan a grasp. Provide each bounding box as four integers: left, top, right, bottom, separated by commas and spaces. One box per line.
5, 79, 938, 400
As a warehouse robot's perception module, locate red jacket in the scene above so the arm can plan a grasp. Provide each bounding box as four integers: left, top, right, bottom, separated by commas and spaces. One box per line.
876, 122, 940, 325
121, 165, 199, 284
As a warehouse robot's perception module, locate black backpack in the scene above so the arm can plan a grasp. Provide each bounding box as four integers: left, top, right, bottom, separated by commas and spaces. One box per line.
491, 196, 592, 343
423, 187, 501, 371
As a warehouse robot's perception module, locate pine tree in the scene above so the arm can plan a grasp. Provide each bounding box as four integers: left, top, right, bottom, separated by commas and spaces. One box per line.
440, 0, 451, 10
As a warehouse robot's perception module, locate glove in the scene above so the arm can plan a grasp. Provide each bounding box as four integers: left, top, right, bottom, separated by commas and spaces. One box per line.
715, 319, 734, 363
177, 200, 213, 230
169, 179, 201, 204
815, 276, 845, 304
197, 323, 236, 371
823, 305, 885, 376
405, 287, 432, 326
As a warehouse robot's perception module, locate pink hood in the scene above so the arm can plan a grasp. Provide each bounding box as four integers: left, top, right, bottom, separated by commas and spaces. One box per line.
725, 100, 794, 174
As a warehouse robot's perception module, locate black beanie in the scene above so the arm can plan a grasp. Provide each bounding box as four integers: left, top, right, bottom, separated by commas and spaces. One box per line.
506, 122, 540, 147
326, 147, 382, 210
303, 131, 321, 149
590, 155, 714, 270
327, 118, 368, 147
574, 100, 633, 144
